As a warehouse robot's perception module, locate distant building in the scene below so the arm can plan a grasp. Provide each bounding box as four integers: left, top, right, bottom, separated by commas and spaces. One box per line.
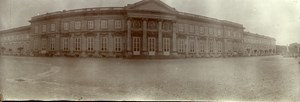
0, 26, 31, 55
288, 43, 300, 57
243, 32, 276, 56
0, 0, 276, 58
276, 45, 288, 55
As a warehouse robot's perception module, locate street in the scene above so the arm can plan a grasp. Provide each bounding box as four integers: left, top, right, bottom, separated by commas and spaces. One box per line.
0, 56, 299, 101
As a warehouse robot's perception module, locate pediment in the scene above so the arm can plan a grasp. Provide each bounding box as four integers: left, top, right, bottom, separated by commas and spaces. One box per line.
126, 0, 176, 13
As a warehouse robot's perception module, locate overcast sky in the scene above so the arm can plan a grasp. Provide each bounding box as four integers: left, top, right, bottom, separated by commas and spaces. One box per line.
0, 0, 299, 45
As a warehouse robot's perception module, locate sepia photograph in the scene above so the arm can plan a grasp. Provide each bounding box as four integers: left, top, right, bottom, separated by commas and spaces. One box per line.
0, 0, 300, 101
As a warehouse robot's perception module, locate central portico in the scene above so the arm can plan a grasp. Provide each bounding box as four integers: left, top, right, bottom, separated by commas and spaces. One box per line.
125, 0, 178, 57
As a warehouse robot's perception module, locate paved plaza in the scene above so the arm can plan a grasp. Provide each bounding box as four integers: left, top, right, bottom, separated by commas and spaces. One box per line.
0, 56, 299, 101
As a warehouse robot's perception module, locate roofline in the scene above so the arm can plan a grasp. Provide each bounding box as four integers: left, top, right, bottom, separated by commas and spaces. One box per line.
0, 25, 31, 34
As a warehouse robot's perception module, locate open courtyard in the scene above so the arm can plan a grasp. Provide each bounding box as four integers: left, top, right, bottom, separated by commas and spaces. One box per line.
0, 56, 299, 101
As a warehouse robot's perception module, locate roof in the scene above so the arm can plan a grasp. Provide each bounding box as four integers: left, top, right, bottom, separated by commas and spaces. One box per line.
0, 26, 31, 34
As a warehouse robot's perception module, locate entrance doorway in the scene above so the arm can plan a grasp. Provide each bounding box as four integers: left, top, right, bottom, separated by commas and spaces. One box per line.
163, 38, 170, 55
148, 37, 156, 56
133, 37, 141, 55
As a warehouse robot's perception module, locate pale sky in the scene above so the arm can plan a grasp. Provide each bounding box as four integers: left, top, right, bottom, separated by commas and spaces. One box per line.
0, 0, 299, 45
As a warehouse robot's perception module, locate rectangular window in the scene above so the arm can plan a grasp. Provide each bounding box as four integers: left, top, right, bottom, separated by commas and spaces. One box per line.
209, 28, 214, 35
88, 21, 94, 29
35, 26, 39, 33
34, 39, 39, 50
114, 37, 122, 52
75, 21, 81, 30
199, 40, 205, 53
42, 25, 47, 32
115, 20, 122, 29
74, 37, 81, 51
50, 24, 55, 32
178, 24, 184, 32
87, 37, 94, 51
214, 28, 218, 36
189, 25, 194, 33
100, 20, 108, 29
218, 29, 222, 36
218, 41, 222, 53
64, 22, 69, 30
42, 39, 47, 50
189, 39, 195, 53
177, 39, 185, 53
100, 36, 108, 51
50, 38, 55, 51
195, 26, 199, 34
199, 27, 204, 34
63, 38, 69, 51
163, 38, 170, 52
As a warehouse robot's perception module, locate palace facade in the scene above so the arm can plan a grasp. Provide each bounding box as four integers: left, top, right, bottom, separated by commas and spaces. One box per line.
0, 0, 276, 58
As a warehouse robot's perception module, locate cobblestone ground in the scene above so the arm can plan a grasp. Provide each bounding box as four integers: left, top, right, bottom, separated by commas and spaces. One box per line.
0, 56, 299, 101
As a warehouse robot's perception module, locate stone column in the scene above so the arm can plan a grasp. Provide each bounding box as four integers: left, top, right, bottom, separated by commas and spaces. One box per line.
172, 21, 177, 56
108, 32, 113, 56
205, 37, 209, 57
81, 33, 87, 57
158, 20, 162, 52
213, 38, 217, 57
94, 33, 100, 56
127, 19, 132, 52
186, 36, 189, 57
70, 34, 74, 54
142, 19, 147, 55
223, 39, 227, 57
55, 34, 60, 56
195, 37, 199, 57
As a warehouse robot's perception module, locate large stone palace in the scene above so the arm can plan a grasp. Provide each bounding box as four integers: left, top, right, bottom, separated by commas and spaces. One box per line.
0, 0, 276, 58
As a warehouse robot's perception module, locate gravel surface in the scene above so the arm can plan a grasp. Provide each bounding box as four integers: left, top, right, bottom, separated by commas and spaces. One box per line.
0, 56, 299, 101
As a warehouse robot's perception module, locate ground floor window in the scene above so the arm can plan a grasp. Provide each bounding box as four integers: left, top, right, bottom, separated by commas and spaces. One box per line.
163, 38, 170, 52
114, 37, 122, 52
217, 41, 222, 53
189, 39, 195, 53
34, 39, 39, 50
87, 37, 94, 51
148, 37, 156, 52
177, 39, 185, 53
41, 39, 47, 50
133, 37, 140, 52
100, 36, 108, 51
74, 37, 81, 51
199, 40, 205, 53
63, 38, 69, 51
50, 38, 55, 51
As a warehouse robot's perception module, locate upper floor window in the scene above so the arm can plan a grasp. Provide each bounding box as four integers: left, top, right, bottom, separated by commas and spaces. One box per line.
217, 29, 222, 36
195, 26, 199, 34
64, 22, 69, 30
209, 27, 214, 35
132, 20, 142, 29
199, 26, 204, 34
34, 26, 39, 33
100, 20, 108, 29
189, 25, 194, 33
42, 25, 47, 32
147, 21, 158, 30
162, 22, 172, 31
75, 21, 81, 30
178, 24, 184, 32
115, 20, 122, 29
50, 23, 55, 32
87, 21, 94, 29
